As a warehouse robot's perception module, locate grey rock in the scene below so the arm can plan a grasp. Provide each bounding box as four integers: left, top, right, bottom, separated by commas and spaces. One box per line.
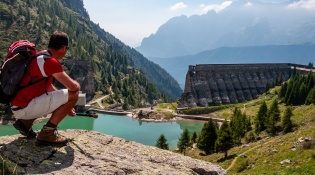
0, 130, 226, 175
280, 159, 291, 165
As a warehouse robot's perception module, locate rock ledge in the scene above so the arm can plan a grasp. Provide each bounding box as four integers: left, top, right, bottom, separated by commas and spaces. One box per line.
0, 130, 226, 175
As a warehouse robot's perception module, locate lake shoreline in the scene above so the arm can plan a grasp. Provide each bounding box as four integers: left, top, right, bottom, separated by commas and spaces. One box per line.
1, 106, 216, 126
88, 107, 209, 123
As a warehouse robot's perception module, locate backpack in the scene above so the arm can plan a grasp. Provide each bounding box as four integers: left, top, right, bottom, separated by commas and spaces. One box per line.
0, 40, 47, 104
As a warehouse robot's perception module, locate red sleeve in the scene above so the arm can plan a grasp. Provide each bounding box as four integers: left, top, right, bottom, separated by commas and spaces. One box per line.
44, 57, 64, 75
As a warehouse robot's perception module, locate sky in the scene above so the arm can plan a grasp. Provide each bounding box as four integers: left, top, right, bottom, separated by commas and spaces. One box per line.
83, 0, 315, 47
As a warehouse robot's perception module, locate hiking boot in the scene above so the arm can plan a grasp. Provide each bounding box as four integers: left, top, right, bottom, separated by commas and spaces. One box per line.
36, 126, 68, 147
13, 119, 37, 138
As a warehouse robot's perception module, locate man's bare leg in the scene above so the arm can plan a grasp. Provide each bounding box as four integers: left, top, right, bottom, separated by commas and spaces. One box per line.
48, 90, 79, 125
36, 90, 79, 146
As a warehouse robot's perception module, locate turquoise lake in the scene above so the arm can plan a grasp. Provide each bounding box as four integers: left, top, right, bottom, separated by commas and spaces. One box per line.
0, 113, 205, 149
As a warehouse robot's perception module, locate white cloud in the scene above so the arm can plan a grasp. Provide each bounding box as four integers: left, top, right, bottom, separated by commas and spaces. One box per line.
170, 2, 188, 11
199, 1, 233, 14
287, 0, 315, 10
244, 2, 253, 7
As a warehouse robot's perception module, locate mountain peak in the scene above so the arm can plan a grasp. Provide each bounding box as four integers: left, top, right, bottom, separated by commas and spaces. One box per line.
136, 0, 315, 58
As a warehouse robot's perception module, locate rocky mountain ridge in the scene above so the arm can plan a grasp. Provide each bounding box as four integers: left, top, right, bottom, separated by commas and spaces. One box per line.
136, 0, 315, 58
149, 44, 315, 89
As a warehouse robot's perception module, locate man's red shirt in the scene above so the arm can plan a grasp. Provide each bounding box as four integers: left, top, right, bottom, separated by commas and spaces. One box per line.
11, 51, 64, 107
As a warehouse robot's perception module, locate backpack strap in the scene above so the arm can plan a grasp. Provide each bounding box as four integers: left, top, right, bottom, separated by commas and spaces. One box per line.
19, 77, 48, 90
19, 51, 52, 91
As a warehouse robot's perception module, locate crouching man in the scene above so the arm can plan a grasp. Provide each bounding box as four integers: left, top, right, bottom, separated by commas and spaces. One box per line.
10, 31, 80, 146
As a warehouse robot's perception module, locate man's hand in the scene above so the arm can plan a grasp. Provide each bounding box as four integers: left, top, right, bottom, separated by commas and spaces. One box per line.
68, 108, 76, 117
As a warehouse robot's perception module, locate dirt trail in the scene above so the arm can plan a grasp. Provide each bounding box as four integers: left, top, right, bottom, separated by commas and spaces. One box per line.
226, 137, 279, 171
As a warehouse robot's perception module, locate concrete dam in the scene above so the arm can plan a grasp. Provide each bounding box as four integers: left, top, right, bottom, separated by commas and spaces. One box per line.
179, 63, 299, 108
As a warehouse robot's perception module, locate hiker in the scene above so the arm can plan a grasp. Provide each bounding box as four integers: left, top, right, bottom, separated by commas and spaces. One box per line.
10, 31, 80, 146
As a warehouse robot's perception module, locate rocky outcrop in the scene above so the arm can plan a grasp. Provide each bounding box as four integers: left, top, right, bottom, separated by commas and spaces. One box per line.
180, 64, 293, 107
0, 130, 226, 175
60, 0, 90, 19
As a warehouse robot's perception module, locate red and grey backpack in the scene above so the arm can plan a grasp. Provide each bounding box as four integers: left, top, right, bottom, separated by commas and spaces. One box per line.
0, 40, 48, 104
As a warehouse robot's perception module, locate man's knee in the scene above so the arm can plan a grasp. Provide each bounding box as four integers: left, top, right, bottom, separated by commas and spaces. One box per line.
68, 90, 79, 103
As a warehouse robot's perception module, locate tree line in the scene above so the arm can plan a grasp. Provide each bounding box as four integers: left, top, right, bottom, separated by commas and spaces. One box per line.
279, 70, 315, 105
156, 104, 294, 159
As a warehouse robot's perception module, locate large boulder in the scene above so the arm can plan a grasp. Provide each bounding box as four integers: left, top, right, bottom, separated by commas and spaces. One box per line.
0, 130, 226, 175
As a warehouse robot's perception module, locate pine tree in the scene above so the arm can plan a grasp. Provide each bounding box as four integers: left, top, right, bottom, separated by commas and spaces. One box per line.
279, 81, 287, 98
191, 132, 197, 144
306, 72, 315, 91
156, 134, 169, 150
298, 82, 308, 104
308, 62, 314, 68
269, 99, 280, 122
305, 87, 315, 105
197, 119, 217, 155
266, 99, 280, 135
177, 129, 190, 155
255, 101, 268, 133
230, 108, 246, 145
122, 101, 129, 110
215, 120, 233, 160
282, 106, 293, 133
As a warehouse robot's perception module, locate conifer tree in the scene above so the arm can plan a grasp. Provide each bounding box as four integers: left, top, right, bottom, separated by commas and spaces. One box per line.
197, 119, 217, 155
215, 120, 233, 160
268, 99, 280, 122
298, 82, 308, 104
266, 99, 280, 135
282, 106, 293, 133
156, 134, 169, 150
255, 101, 268, 133
306, 72, 315, 91
308, 62, 314, 68
305, 87, 315, 105
230, 108, 246, 145
279, 82, 287, 98
191, 132, 197, 144
177, 129, 190, 155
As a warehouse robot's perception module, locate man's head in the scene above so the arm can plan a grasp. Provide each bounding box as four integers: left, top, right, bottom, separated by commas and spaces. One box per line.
48, 31, 69, 60
48, 31, 69, 50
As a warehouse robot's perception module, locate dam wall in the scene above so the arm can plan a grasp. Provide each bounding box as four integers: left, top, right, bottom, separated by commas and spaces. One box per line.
180, 63, 296, 107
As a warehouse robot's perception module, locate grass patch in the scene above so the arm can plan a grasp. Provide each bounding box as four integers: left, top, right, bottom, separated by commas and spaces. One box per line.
0, 155, 18, 175
155, 103, 178, 111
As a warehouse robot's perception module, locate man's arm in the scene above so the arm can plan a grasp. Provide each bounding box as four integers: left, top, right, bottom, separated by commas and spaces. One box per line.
52, 71, 80, 93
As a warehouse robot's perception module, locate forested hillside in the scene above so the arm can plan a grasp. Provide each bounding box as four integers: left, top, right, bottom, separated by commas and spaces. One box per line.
0, 0, 182, 109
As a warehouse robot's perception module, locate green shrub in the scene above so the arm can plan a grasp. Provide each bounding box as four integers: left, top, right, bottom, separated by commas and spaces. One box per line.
302, 140, 315, 150
244, 131, 256, 143
237, 160, 249, 173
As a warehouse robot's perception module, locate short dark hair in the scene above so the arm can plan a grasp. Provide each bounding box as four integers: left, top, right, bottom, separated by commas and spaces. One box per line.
48, 31, 69, 50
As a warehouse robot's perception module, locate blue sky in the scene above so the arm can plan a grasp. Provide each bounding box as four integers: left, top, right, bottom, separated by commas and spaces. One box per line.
83, 0, 315, 47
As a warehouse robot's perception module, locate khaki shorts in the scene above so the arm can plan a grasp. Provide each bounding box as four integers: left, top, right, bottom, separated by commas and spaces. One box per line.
12, 89, 68, 120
